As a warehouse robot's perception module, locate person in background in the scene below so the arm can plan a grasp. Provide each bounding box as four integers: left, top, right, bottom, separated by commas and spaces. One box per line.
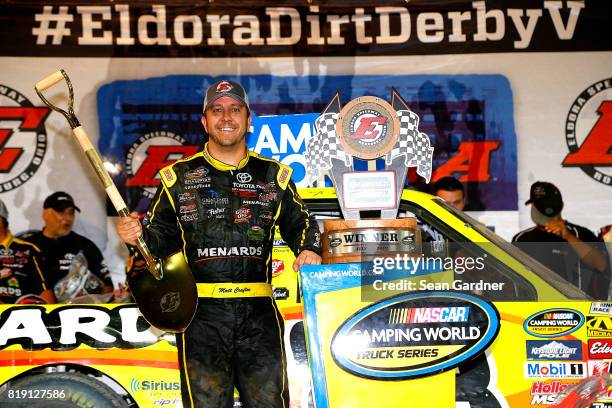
432, 176, 466, 211
598, 224, 612, 300
513, 181, 609, 299
0, 199, 55, 304
22, 191, 113, 297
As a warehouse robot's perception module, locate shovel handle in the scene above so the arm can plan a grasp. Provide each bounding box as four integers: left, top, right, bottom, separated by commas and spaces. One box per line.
71, 126, 162, 280
35, 70, 65, 92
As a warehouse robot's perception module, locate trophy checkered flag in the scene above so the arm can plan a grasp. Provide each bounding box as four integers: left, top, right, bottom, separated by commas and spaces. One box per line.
305, 107, 353, 186
385, 110, 434, 183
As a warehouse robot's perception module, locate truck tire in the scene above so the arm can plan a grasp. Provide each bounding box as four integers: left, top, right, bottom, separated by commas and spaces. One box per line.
0, 372, 129, 408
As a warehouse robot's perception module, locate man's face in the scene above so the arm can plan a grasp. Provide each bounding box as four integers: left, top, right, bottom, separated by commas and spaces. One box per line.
43, 207, 75, 238
436, 189, 465, 211
201, 96, 251, 149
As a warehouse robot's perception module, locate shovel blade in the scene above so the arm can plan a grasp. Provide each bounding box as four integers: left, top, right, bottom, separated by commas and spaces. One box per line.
127, 251, 197, 333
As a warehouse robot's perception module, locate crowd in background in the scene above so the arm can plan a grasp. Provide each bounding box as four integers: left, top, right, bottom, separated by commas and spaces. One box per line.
0, 192, 128, 305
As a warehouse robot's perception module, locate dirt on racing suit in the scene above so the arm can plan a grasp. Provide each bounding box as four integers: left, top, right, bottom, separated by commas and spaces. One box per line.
141, 144, 321, 407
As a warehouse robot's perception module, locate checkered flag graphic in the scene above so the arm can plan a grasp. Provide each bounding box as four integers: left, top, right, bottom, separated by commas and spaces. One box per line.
305, 113, 352, 186
385, 110, 434, 182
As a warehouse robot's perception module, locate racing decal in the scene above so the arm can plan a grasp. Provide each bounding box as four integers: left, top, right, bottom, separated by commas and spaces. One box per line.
206, 207, 225, 219
526, 340, 583, 361
247, 225, 264, 241
236, 172, 252, 183
588, 339, 612, 359
98, 74, 517, 212
524, 362, 586, 379
592, 403, 612, 408
0, 85, 50, 193
129, 378, 181, 404
562, 78, 612, 186
233, 206, 252, 223
586, 316, 612, 337
590, 302, 612, 316
196, 246, 262, 258
0, 305, 165, 351
523, 308, 584, 338
330, 291, 499, 380
530, 380, 573, 405
271, 259, 284, 277
160, 166, 178, 188
587, 360, 611, 376
273, 287, 289, 300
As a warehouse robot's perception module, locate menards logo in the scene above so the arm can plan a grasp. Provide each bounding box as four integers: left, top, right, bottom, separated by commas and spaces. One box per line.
0, 305, 165, 351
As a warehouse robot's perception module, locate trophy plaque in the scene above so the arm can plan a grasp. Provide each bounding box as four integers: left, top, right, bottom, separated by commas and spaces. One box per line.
305, 90, 434, 264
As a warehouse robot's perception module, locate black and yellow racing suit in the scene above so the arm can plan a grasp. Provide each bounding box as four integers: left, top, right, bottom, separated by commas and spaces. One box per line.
141, 143, 321, 407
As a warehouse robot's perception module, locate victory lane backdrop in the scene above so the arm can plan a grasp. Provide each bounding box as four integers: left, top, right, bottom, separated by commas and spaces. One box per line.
97, 74, 516, 214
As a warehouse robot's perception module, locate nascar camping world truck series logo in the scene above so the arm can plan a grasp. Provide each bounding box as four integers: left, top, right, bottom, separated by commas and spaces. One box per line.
562, 78, 612, 187
0, 85, 49, 192
330, 292, 499, 380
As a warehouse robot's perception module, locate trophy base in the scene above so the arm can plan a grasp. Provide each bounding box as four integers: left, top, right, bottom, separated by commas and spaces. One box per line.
322, 218, 419, 264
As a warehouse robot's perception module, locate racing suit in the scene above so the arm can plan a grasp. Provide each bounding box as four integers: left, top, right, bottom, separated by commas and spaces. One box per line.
142, 144, 321, 407
0, 231, 49, 303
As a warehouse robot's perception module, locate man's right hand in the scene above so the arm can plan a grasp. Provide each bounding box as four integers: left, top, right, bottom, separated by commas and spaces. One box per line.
116, 211, 142, 246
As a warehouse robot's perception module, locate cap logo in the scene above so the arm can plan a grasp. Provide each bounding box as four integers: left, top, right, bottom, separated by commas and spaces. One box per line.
533, 186, 546, 198
216, 81, 233, 94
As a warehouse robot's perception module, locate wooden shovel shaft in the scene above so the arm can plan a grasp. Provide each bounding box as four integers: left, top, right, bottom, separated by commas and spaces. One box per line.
72, 126, 161, 279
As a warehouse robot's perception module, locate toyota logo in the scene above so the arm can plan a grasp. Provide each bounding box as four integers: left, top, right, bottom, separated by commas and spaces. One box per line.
237, 173, 252, 183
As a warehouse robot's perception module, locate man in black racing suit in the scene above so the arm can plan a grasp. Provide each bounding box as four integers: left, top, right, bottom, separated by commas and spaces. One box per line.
117, 80, 322, 407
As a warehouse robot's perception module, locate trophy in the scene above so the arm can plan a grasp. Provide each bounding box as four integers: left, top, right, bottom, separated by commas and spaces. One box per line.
305, 89, 434, 264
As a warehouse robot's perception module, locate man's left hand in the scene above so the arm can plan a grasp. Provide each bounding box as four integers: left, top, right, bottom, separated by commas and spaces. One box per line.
293, 250, 322, 272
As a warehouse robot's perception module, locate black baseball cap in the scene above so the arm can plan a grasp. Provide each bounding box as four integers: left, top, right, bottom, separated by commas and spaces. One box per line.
43, 191, 81, 212
525, 181, 563, 225
202, 80, 250, 113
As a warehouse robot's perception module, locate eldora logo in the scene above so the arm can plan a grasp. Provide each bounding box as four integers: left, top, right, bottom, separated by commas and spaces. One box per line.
562, 78, 612, 186
331, 291, 499, 380
124, 131, 198, 198
336, 96, 399, 160
0, 85, 50, 193
523, 308, 584, 338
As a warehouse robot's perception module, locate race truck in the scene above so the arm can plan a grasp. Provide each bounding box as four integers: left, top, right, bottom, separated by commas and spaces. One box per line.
0, 188, 608, 408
